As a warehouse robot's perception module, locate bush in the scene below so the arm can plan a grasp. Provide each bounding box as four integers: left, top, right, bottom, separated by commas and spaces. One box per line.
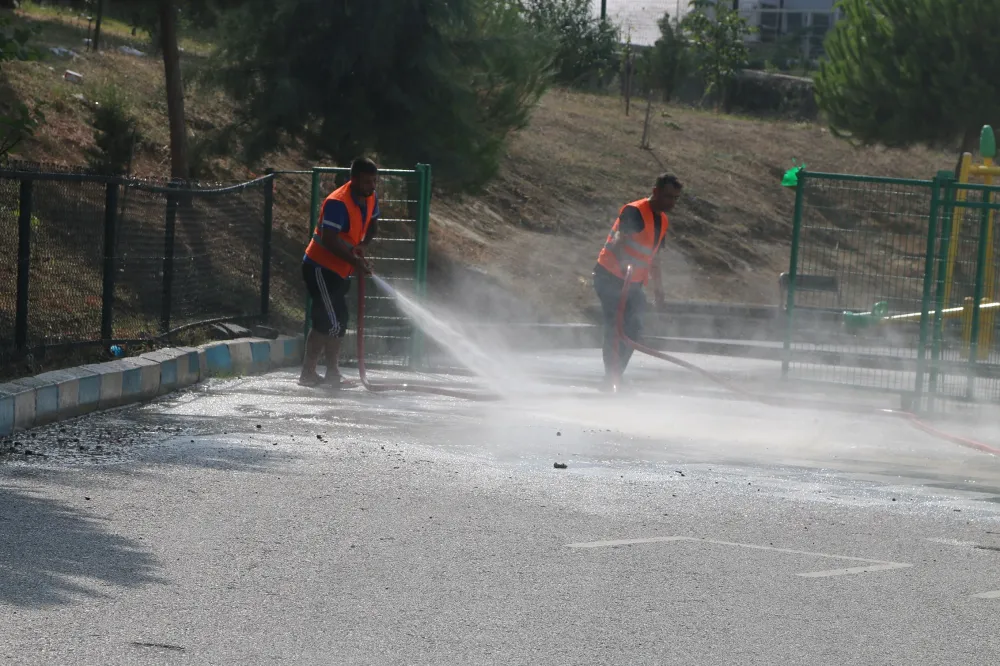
728, 70, 818, 120
85, 85, 140, 175
666, 70, 818, 121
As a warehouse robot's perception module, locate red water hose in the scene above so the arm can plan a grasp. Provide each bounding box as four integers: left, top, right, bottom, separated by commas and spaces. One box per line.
355, 274, 502, 401
611, 265, 1000, 456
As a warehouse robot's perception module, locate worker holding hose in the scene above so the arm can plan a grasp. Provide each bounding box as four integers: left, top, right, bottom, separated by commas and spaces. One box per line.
593, 173, 683, 389
299, 157, 380, 388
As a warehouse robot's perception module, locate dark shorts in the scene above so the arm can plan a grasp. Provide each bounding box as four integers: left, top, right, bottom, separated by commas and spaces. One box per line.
302, 261, 350, 337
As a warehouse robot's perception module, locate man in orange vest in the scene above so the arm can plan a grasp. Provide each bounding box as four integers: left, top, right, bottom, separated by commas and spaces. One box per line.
593, 173, 683, 388
299, 157, 380, 387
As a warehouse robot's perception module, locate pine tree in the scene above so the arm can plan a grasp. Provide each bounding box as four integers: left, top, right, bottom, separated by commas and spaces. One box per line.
814, 0, 1000, 152
210, 0, 551, 190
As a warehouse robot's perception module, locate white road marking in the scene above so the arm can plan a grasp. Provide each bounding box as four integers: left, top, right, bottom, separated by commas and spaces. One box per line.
971, 590, 1000, 599
926, 537, 981, 548
797, 563, 913, 578
566, 536, 689, 548
565, 535, 912, 578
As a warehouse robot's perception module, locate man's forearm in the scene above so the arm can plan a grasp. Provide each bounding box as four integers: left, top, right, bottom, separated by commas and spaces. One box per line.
320, 233, 363, 268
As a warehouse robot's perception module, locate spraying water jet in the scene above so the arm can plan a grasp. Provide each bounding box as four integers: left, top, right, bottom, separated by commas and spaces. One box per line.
355, 274, 504, 401
610, 265, 1000, 456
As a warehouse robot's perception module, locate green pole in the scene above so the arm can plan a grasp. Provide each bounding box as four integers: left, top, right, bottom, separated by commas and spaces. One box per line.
414, 163, 431, 298
913, 175, 943, 411
782, 171, 807, 379
408, 164, 432, 368
965, 187, 993, 398
928, 171, 957, 409
304, 168, 322, 342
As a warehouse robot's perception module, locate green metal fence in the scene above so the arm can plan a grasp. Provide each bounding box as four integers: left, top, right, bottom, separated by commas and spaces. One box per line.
783, 170, 1000, 409
302, 164, 431, 370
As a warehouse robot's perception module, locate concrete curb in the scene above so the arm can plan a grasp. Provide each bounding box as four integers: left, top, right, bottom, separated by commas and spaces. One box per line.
0, 335, 304, 437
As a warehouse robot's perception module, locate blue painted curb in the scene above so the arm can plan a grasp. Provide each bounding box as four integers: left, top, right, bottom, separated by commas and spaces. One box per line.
0, 334, 304, 437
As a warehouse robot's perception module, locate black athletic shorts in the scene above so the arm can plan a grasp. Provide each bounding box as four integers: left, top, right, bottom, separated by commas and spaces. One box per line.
302, 261, 350, 338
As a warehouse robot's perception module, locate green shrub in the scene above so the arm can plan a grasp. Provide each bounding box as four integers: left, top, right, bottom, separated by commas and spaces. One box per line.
85, 85, 140, 175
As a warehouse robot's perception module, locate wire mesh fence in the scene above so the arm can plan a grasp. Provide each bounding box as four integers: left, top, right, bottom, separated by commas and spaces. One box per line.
783, 171, 1000, 408
922, 181, 1000, 406
0, 166, 276, 367
784, 174, 934, 393
0, 178, 21, 350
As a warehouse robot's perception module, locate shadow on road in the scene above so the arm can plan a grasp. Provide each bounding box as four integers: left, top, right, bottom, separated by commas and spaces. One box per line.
0, 485, 164, 608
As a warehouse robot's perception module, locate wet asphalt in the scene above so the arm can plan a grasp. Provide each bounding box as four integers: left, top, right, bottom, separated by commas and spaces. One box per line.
2, 351, 1000, 665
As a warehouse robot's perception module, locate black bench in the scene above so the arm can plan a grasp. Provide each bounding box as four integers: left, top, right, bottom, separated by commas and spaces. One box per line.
778, 272, 840, 310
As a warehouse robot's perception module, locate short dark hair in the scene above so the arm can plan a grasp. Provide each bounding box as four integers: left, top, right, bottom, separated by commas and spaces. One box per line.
654, 173, 682, 190
351, 157, 378, 180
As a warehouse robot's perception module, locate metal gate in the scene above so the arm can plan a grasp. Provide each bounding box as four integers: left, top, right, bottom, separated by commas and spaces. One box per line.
782, 170, 1000, 410
302, 165, 431, 370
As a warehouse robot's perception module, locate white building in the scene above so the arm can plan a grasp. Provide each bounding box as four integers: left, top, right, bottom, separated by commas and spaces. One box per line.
600, 0, 842, 50
730, 0, 843, 45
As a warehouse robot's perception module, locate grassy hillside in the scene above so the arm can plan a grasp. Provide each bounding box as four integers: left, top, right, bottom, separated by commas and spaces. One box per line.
2, 4, 958, 340
431, 89, 952, 322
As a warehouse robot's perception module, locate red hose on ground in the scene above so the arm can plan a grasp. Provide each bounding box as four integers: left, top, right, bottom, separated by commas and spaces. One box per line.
611, 265, 1000, 456
355, 273, 502, 401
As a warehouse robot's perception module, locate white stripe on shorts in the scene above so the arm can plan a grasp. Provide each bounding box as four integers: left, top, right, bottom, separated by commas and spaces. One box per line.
314, 266, 339, 335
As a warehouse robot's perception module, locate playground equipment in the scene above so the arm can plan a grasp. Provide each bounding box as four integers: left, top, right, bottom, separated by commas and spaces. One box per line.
841, 125, 1000, 361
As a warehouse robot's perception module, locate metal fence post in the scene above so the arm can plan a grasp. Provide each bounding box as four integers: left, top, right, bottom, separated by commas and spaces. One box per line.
414, 163, 431, 299
913, 175, 943, 411
101, 181, 120, 343
966, 187, 993, 397
161, 182, 179, 334
304, 168, 322, 341
409, 163, 432, 369
928, 171, 958, 407
781, 171, 806, 379
14, 179, 34, 353
261, 169, 275, 321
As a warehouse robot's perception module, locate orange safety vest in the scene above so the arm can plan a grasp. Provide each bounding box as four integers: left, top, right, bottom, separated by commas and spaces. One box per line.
304, 181, 376, 278
596, 198, 668, 284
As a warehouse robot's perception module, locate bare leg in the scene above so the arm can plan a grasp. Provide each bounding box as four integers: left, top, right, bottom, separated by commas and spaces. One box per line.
323, 335, 356, 387
323, 335, 342, 380
298, 330, 326, 386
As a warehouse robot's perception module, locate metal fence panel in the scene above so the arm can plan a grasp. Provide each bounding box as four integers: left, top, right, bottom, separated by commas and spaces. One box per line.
0, 168, 277, 367
114, 184, 167, 340
156, 182, 268, 331
0, 178, 19, 351
784, 172, 1000, 408
784, 173, 935, 393
26, 178, 107, 349
923, 181, 1000, 405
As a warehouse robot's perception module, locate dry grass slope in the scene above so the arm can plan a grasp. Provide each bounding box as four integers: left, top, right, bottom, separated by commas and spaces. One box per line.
431, 90, 955, 323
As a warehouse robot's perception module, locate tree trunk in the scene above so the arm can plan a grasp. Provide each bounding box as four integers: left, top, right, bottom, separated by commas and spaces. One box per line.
640, 95, 653, 149
91, 0, 105, 51
159, 0, 189, 183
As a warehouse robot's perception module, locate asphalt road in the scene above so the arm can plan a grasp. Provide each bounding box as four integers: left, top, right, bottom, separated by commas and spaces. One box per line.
2, 351, 1000, 665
